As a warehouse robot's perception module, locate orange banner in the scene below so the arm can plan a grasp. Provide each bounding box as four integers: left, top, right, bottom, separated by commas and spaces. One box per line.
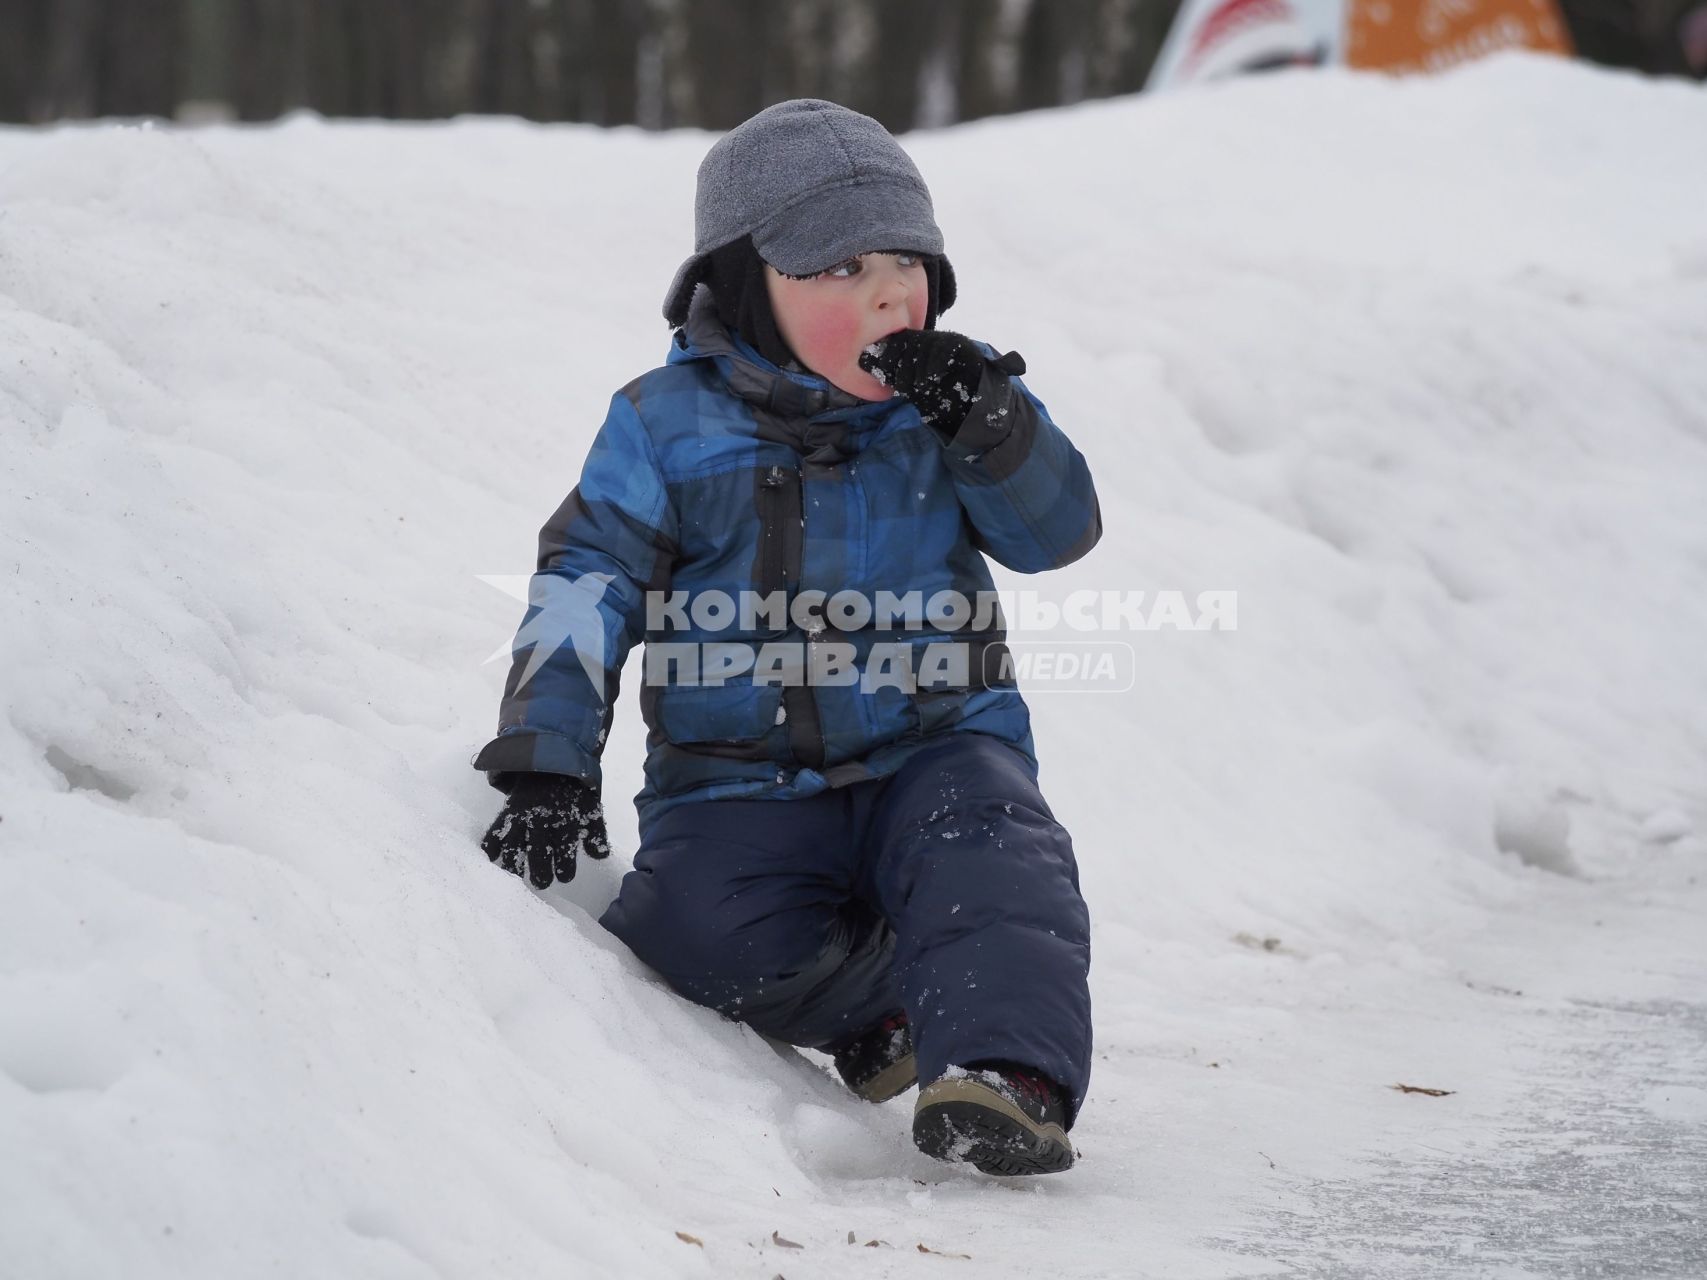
1346, 0, 1573, 73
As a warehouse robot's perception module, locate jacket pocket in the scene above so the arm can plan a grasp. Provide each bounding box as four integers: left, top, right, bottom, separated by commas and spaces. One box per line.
654, 680, 786, 761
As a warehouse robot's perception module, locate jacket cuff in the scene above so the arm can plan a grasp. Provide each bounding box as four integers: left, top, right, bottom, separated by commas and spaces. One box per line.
942, 364, 1035, 481
472, 730, 603, 793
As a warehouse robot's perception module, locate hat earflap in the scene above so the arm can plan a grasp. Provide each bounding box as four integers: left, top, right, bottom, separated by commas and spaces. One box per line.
664, 254, 713, 328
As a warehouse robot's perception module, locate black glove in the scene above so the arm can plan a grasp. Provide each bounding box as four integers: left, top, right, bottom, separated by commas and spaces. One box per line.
858, 329, 1025, 438
480, 772, 610, 889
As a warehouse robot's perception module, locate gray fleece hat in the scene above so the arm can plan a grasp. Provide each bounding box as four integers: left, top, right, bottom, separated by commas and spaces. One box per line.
663, 98, 956, 326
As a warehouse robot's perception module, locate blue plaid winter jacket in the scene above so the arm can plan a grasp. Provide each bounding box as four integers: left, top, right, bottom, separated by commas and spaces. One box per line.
475, 287, 1101, 829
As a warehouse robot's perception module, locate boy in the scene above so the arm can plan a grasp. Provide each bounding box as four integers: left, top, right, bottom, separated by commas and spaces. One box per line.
476, 99, 1100, 1177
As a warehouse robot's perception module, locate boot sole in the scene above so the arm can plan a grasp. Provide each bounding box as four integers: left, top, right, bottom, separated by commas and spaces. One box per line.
848, 1052, 918, 1103
912, 1078, 1076, 1176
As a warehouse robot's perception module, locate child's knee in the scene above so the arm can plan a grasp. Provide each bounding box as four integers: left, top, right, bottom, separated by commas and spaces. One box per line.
604, 892, 898, 1049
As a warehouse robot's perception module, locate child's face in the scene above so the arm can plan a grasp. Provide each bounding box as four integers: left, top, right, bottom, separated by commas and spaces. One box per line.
765, 252, 930, 401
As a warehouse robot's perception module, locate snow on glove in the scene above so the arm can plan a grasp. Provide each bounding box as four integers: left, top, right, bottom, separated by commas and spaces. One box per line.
858, 329, 1026, 439
480, 772, 610, 889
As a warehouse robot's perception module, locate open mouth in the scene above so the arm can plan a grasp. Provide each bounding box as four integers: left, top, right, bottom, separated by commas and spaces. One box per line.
860, 338, 895, 385
863, 327, 908, 358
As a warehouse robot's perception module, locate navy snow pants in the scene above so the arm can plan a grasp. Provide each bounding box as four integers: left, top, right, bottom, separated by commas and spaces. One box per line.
599, 734, 1092, 1121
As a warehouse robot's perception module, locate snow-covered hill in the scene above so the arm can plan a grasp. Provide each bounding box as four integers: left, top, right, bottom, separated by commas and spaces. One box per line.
3, 54, 1704, 1279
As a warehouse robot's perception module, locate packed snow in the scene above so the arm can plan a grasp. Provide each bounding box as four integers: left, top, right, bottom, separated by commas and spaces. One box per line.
3, 53, 1705, 1279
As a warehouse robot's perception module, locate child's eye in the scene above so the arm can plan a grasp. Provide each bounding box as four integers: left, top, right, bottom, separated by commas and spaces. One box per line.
815, 252, 924, 279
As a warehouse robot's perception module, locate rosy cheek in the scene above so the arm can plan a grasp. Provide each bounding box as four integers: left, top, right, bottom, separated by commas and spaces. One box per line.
793, 303, 863, 373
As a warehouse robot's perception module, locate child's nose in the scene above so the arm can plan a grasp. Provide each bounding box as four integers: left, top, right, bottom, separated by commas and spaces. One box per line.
875, 265, 912, 309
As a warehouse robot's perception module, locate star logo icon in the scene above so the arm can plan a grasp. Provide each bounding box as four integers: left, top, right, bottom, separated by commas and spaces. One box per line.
479, 571, 617, 697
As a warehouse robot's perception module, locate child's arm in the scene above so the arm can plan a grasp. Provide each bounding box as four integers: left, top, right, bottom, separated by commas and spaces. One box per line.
474, 391, 676, 792
862, 331, 1101, 573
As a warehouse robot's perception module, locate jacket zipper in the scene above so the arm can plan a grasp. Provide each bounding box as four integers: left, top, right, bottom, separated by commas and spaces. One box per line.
758, 464, 791, 596
757, 461, 825, 770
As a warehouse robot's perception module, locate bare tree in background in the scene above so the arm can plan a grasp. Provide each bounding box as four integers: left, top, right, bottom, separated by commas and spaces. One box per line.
1018, 0, 1090, 110
861, 0, 931, 129
228, 0, 302, 119
0, 0, 53, 120
3, 0, 1184, 128
680, 0, 771, 129
955, 0, 1013, 125
1087, 0, 1176, 99
15, 0, 178, 119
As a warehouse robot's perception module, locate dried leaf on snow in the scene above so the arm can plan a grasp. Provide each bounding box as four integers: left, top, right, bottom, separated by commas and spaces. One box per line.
917, 1241, 972, 1258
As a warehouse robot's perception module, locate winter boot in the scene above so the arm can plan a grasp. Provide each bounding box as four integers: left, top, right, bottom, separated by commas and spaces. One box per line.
832, 1011, 916, 1102
912, 1064, 1075, 1176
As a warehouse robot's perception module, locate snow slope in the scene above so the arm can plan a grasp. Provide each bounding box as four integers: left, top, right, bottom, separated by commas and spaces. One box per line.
3, 53, 1705, 1279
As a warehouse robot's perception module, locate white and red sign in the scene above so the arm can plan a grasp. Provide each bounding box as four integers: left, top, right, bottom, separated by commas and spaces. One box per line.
1148, 0, 1572, 89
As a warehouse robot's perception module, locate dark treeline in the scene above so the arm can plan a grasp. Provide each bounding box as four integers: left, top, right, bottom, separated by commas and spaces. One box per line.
0, 0, 1180, 131
3, 0, 1698, 129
